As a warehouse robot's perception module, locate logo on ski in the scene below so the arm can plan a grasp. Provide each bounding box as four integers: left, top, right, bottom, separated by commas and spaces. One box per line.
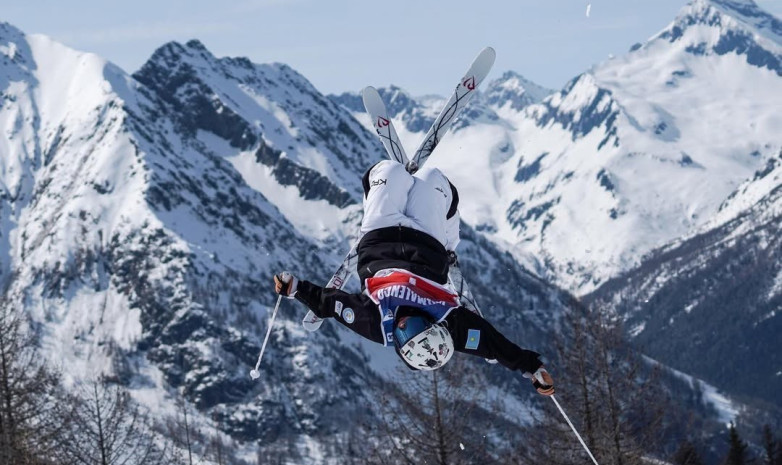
463, 76, 476, 91
377, 117, 390, 128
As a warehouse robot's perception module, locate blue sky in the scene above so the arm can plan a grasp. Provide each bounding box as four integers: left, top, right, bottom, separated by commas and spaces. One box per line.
3, 0, 781, 95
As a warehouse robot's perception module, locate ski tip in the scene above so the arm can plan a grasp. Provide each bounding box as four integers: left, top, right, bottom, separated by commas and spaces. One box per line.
362, 86, 387, 118
361, 86, 382, 107
461, 46, 496, 85
361, 86, 379, 98
477, 46, 496, 68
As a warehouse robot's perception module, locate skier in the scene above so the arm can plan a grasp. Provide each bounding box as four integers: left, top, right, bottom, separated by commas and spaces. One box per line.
274, 160, 555, 396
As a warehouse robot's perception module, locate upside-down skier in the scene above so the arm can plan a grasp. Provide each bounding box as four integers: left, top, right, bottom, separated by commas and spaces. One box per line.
273, 160, 555, 396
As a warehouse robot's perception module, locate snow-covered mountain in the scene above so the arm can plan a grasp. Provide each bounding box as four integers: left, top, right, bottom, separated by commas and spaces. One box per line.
0, 22, 362, 448
489, 0, 780, 294
526, 0, 782, 406
483, 70, 554, 113
330, 70, 552, 145
323, 0, 782, 417
0, 21, 578, 461
552, 0, 782, 407
333, 0, 780, 297
587, 164, 781, 405
3, 0, 781, 459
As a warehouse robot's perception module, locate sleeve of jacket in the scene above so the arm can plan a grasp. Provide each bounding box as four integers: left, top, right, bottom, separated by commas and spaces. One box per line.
444, 307, 543, 374
294, 280, 385, 345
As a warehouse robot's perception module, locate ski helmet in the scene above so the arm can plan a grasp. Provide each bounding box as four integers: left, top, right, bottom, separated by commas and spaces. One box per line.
393, 307, 454, 371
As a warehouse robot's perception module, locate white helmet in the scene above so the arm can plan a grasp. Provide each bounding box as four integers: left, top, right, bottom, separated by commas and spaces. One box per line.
393, 311, 454, 371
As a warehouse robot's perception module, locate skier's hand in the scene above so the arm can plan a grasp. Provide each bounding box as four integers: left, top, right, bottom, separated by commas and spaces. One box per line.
274, 272, 298, 299
530, 367, 554, 396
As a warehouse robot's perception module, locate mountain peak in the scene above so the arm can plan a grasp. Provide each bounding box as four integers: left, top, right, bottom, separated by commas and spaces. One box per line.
695, 0, 782, 37
0, 21, 20, 34
0, 21, 26, 47
376, 85, 422, 116
641, 0, 782, 75
484, 71, 553, 111
144, 39, 218, 69
0, 22, 24, 64
184, 38, 208, 51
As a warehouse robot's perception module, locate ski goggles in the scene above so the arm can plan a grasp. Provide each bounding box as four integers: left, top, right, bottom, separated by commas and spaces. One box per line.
392, 315, 431, 350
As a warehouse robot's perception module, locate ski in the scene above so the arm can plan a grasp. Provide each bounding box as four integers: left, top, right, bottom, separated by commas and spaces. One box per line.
362, 86, 408, 165
302, 88, 408, 331
446, 254, 481, 316
304, 47, 495, 332
408, 46, 495, 172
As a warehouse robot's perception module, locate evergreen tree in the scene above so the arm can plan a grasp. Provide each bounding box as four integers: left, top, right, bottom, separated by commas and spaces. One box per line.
723, 422, 749, 465
762, 425, 781, 465
672, 439, 704, 465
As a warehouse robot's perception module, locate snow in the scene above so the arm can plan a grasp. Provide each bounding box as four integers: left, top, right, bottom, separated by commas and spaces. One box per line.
683, 300, 698, 314
769, 267, 782, 301
686, 0, 782, 46
419, 0, 782, 294
149, 42, 376, 194
325, 1, 780, 300
382, 40, 782, 294
2, 3, 778, 458
629, 321, 646, 337
224, 143, 358, 244
0, 41, 16, 59
650, 356, 740, 425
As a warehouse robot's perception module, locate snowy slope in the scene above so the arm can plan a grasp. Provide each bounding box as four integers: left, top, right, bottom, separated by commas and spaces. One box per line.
4, 0, 780, 457
324, 1, 782, 415
480, 0, 782, 294
587, 173, 781, 404
0, 21, 380, 458
0, 21, 356, 441
1, 22, 580, 462
483, 70, 554, 114
132, 40, 384, 244
331, 0, 780, 296
581, 0, 782, 402
504, 1, 782, 292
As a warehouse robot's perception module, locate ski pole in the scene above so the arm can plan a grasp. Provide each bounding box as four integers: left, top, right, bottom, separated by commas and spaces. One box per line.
249, 295, 282, 380
550, 395, 600, 465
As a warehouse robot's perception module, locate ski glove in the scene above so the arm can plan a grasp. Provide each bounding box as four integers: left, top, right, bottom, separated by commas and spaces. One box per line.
529, 367, 555, 396
274, 272, 298, 299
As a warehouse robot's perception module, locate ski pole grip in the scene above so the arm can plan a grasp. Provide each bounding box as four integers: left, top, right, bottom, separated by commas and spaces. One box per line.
533, 379, 553, 390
